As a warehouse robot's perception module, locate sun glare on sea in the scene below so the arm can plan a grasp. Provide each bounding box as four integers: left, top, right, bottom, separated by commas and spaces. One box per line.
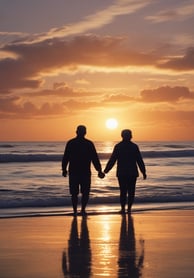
106, 118, 118, 130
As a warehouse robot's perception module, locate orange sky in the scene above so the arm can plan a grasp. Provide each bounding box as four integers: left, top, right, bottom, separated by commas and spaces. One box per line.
1, 0, 194, 141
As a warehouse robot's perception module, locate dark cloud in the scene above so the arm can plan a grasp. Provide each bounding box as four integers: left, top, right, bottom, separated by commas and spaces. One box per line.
0, 35, 158, 91
158, 47, 194, 71
103, 86, 194, 103
1, 84, 193, 119
140, 86, 194, 102
1, 34, 194, 95
0, 96, 20, 112
0, 95, 65, 119
0, 92, 103, 119
0, 57, 42, 90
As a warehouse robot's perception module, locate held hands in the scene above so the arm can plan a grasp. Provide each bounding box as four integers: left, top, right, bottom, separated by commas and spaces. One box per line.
98, 171, 105, 179
63, 170, 105, 178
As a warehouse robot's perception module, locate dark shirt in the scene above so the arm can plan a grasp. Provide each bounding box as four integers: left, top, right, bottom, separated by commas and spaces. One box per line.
62, 137, 102, 176
104, 140, 146, 177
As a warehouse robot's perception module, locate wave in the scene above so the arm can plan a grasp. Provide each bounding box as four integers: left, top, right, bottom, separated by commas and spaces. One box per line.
0, 154, 63, 163
1, 149, 194, 163
1, 200, 194, 219
0, 193, 194, 209
0, 144, 15, 148
143, 150, 194, 158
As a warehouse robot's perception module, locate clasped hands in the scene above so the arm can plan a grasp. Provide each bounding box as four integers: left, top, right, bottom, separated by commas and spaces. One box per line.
98, 171, 105, 179
63, 170, 146, 180
62, 170, 106, 179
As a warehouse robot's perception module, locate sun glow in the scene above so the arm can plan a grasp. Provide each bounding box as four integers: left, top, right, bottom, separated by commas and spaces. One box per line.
105, 118, 118, 130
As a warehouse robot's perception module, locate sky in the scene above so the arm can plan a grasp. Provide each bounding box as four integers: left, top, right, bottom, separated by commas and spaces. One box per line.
1, 0, 194, 141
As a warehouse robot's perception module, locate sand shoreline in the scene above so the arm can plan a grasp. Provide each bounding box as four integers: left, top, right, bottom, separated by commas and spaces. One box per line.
1, 201, 194, 219
0, 209, 194, 278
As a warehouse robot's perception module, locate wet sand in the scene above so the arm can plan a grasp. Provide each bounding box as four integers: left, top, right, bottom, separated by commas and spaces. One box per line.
0, 209, 194, 278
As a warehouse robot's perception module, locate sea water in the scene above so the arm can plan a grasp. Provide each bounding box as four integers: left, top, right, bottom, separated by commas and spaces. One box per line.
0, 141, 194, 217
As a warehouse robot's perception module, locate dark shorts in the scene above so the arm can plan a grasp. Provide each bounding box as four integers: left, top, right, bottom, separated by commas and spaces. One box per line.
69, 175, 91, 195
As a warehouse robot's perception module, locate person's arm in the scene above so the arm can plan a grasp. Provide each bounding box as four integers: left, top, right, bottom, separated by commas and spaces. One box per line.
62, 142, 70, 177
90, 143, 105, 178
136, 146, 147, 179
104, 146, 117, 174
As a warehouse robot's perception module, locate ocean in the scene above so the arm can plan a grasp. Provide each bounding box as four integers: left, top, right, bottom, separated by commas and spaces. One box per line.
0, 141, 194, 218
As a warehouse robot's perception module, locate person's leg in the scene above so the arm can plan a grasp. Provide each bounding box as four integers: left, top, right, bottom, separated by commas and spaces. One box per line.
127, 177, 137, 212
118, 176, 128, 213
71, 194, 78, 215
69, 176, 79, 215
81, 194, 89, 214
80, 176, 91, 214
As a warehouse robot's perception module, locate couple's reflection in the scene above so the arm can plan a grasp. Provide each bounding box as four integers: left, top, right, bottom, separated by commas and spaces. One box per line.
62, 214, 144, 278
118, 215, 144, 277
62, 216, 91, 278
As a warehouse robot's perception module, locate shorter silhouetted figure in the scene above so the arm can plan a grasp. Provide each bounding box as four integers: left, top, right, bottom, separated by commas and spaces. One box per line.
118, 215, 144, 277
62, 125, 104, 215
104, 129, 146, 213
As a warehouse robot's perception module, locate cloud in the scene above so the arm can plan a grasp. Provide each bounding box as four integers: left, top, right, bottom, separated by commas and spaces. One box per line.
140, 86, 194, 102
0, 55, 43, 90
146, 2, 194, 23
75, 79, 90, 85
158, 47, 194, 71
24, 0, 152, 44
29, 84, 78, 98
0, 34, 159, 91
103, 86, 194, 104
0, 86, 104, 119
1, 84, 194, 119
0, 32, 28, 48
24, 83, 99, 99
0, 95, 65, 119
104, 94, 135, 102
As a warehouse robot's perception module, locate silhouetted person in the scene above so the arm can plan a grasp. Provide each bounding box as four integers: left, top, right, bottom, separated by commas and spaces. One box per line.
118, 215, 144, 277
104, 129, 146, 213
62, 125, 104, 215
62, 216, 92, 277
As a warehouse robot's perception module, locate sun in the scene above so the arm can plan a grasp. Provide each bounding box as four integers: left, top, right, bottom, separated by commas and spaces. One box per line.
106, 118, 118, 129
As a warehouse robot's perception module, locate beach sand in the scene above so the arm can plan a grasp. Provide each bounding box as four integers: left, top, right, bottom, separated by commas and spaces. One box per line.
0, 209, 194, 278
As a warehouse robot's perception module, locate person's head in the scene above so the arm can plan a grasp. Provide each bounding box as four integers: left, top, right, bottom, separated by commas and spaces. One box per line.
121, 129, 132, 141
76, 125, 87, 138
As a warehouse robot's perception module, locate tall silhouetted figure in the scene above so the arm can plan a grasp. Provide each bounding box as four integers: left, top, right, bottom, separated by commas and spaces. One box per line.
62, 216, 92, 277
104, 129, 146, 213
62, 125, 104, 215
118, 215, 144, 277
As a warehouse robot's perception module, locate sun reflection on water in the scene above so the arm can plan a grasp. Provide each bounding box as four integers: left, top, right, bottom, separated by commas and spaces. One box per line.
93, 215, 119, 277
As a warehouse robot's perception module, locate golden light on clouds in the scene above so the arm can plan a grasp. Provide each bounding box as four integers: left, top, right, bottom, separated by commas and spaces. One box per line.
1, 1, 194, 141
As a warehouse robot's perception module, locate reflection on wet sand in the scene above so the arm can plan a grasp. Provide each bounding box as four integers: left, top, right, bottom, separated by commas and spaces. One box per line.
62, 214, 144, 277
62, 216, 91, 278
118, 215, 144, 277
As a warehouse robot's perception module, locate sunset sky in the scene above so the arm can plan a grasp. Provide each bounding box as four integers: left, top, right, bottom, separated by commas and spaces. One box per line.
1, 0, 194, 141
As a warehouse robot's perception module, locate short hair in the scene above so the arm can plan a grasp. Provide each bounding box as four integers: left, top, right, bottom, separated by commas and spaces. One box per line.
121, 129, 132, 140
76, 125, 86, 136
